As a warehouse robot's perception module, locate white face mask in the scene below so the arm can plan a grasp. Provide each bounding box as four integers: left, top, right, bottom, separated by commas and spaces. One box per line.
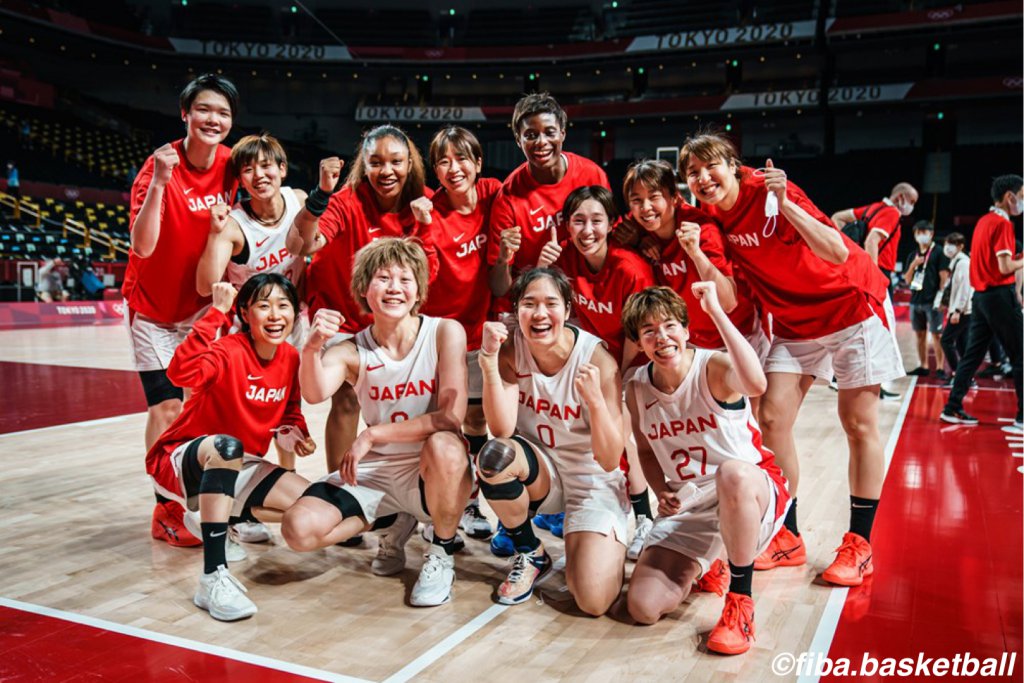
943, 244, 957, 259
897, 199, 914, 217
1010, 195, 1024, 217
915, 233, 932, 246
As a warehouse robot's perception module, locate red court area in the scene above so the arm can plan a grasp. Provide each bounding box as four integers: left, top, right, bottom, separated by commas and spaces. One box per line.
0, 605, 322, 682
0, 361, 146, 434
824, 384, 1023, 681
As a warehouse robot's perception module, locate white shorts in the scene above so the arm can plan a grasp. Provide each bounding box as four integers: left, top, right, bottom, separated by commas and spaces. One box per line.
745, 325, 772, 366
123, 302, 209, 372
157, 438, 281, 519
763, 296, 904, 389
323, 454, 430, 524
517, 436, 631, 546
467, 349, 483, 401
645, 469, 786, 575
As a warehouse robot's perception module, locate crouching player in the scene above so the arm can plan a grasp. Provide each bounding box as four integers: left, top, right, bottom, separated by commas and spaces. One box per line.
622, 282, 790, 655
281, 238, 472, 607
146, 273, 316, 621
476, 267, 629, 615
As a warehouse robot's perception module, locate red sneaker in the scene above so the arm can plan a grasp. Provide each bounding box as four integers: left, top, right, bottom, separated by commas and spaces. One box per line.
753, 526, 806, 570
151, 500, 202, 547
707, 592, 756, 655
822, 532, 873, 586
693, 558, 729, 596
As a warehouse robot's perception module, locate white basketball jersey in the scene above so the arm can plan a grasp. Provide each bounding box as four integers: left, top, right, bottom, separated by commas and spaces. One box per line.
354, 316, 441, 458
628, 349, 783, 492
514, 325, 614, 481
226, 187, 304, 288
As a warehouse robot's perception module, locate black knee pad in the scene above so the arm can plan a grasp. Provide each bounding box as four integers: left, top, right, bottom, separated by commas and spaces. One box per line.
478, 438, 517, 478
199, 467, 239, 496
213, 435, 244, 461
241, 466, 287, 512
180, 438, 205, 499
466, 433, 488, 456
139, 369, 183, 406
302, 482, 365, 520
511, 435, 541, 486
479, 477, 525, 501
370, 513, 398, 531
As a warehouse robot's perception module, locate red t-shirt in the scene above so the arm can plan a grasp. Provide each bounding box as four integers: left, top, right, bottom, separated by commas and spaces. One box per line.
703, 167, 889, 340
419, 177, 501, 351
124, 139, 237, 323
856, 200, 902, 273
969, 210, 1016, 292
649, 201, 760, 348
305, 183, 435, 333
146, 308, 307, 492
554, 243, 654, 366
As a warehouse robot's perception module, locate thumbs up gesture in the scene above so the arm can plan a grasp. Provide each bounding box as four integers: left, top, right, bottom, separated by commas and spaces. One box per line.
762, 158, 788, 206
537, 224, 563, 267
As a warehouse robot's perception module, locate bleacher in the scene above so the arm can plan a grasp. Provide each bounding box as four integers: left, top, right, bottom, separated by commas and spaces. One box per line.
0, 193, 130, 261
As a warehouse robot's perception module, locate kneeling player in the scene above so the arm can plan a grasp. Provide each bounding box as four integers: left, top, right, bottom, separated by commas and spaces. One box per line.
621, 283, 790, 655
477, 267, 629, 615
281, 238, 472, 607
147, 274, 316, 622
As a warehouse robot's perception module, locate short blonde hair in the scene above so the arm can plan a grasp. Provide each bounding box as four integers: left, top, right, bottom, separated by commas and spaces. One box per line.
350, 237, 430, 314
621, 286, 689, 342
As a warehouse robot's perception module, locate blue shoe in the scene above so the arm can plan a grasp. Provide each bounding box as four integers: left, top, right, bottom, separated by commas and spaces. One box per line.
489, 522, 514, 557
533, 512, 564, 539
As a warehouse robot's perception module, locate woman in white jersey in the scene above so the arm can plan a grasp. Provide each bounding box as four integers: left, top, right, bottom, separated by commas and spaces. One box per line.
621, 282, 790, 655
476, 267, 629, 614
281, 238, 473, 608
196, 133, 310, 351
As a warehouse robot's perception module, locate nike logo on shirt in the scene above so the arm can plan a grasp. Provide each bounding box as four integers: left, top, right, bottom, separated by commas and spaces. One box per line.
255, 237, 270, 248
247, 374, 263, 381
453, 233, 465, 242
368, 227, 382, 234
367, 363, 385, 371
645, 399, 659, 410
183, 187, 195, 195
529, 206, 543, 216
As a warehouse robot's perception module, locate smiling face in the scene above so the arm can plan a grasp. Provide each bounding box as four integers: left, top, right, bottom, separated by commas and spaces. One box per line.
516, 275, 569, 348
568, 198, 610, 259
183, 89, 232, 147
627, 180, 675, 234
365, 136, 410, 204
517, 113, 565, 175
435, 143, 481, 195
638, 314, 690, 368
364, 262, 420, 321
240, 284, 295, 348
239, 151, 285, 201
684, 155, 739, 208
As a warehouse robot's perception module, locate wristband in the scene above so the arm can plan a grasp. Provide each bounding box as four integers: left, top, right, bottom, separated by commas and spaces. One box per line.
305, 186, 333, 217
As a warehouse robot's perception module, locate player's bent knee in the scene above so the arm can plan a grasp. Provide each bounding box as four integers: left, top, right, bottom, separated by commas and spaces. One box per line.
422, 434, 469, 476
477, 438, 517, 480
715, 460, 756, 499
281, 504, 322, 552
627, 590, 670, 625
574, 588, 617, 617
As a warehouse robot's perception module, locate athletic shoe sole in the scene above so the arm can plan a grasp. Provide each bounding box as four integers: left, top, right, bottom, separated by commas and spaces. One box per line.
939, 413, 979, 425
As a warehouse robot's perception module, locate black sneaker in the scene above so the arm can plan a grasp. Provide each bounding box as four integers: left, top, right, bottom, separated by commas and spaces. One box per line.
906, 367, 930, 377
977, 365, 999, 379
934, 370, 948, 381
940, 408, 979, 425
880, 388, 901, 401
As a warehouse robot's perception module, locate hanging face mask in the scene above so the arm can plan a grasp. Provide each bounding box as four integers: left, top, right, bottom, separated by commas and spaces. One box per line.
763, 190, 778, 238
943, 244, 957, 259
915, 233, 932, 246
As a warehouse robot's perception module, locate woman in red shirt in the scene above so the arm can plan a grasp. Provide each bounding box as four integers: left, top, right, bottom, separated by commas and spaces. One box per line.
679, 131, 903, 587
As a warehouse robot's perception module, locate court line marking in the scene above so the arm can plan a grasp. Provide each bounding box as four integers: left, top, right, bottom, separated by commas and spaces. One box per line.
0, 413, 146, 439
797, 376, 917, 683
0, 597, 372, 683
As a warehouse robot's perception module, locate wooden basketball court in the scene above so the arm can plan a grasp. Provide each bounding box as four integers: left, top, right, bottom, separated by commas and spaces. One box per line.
1, 314, 1020, 682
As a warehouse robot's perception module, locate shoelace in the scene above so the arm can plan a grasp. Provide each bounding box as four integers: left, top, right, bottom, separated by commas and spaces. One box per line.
213, 568, 249, 595
421, 553, 445, 578
465, 506, 487, 521
832, 538, 860, 565
506, 552, 533, 583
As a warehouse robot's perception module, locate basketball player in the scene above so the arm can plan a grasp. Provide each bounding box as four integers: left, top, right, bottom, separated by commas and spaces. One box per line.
680, 132, 903, 586
124, 74, 240, 547
286, 125, 434, 477
147, 274, 316, 622
281, 238, 472, 608
622, 283, 789, 654
620, 159, 768, 364
196, 133, 309, 491
414, 125, 500, 541
475, 268, 629, 614
535, 186, 657, 560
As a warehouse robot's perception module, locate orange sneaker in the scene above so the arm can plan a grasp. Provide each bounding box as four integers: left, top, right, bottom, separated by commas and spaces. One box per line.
822, 532, 873, 586
706, 592, 755, 655
694, 558, 729, 596
151, 501, 202, 547
753, 527, 806, 570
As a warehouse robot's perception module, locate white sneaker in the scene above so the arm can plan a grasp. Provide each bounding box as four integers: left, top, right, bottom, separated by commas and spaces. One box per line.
371, 512, 418, 577
459, 503, 494, 539
231, 521, 272, 543
410, 545, 455, 607
225, 534, 247, 562
420, 523, 466, 552
193, 566, 257, 621
627, 515, 654, 561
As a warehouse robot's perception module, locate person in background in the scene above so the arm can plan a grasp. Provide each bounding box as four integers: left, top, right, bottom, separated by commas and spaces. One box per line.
939, 233, 972, 387
902, 221, 949, 379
